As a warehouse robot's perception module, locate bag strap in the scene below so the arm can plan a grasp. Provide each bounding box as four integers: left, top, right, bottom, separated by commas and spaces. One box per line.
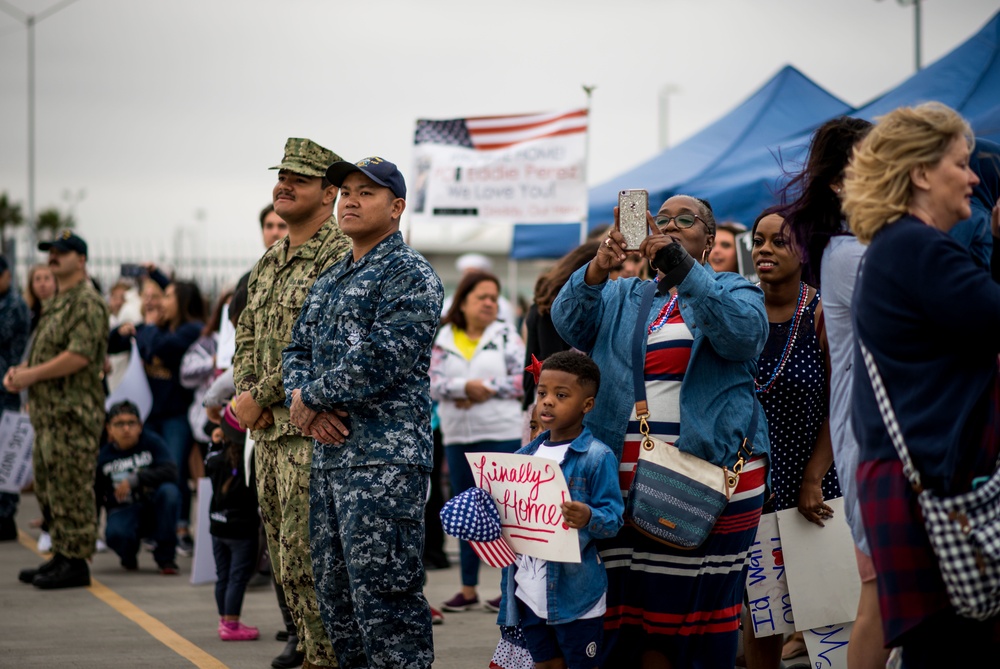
631, 281, 659, 415
630, 280, 760, 478
858, 340, 924, 492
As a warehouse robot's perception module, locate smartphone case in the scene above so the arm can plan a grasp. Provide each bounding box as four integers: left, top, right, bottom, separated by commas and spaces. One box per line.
618, 189, 649, 251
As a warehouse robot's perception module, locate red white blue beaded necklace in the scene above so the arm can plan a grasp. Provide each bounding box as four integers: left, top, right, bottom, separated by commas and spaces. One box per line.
648, 293, 680, 334
755, 281, 808, 395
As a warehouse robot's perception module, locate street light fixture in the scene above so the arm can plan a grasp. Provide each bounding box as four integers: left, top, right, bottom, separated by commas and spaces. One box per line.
878, 0, 922, 72
0, 0, 81, 249
659, 84, 680, 150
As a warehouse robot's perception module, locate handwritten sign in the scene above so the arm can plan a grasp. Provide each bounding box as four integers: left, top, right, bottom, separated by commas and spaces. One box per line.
0, 410, 34, 493
744, 512, 795, 637
467, 452, 580, 563
803, 621, 853, 669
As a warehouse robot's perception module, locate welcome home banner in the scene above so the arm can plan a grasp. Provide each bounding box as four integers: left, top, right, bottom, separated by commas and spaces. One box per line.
410, 108, 588, 226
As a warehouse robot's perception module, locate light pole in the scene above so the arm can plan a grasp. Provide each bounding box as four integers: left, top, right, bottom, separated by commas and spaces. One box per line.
659, 84, 680, 150
878, 0, 922, 72
0, 0, 81, 250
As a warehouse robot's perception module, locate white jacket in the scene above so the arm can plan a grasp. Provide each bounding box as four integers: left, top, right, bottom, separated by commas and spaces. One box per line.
430, 321, 525, 445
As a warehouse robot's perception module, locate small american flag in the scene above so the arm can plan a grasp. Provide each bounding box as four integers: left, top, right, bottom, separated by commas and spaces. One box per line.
470, 538, 517, 569
415, 108, 588, 151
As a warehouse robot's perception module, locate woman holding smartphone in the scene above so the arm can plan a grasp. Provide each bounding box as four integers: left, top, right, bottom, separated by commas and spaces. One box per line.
109, 280, 205, 558
552, 195, 770, 668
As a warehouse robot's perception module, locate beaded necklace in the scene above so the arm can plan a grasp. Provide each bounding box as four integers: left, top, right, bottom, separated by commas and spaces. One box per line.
648, 293, 680, 334
755, 281, 808, 395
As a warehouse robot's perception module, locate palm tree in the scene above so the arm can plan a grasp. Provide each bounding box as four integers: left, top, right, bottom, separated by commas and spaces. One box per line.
35, 207, 74, 242
0, 192, 24, 256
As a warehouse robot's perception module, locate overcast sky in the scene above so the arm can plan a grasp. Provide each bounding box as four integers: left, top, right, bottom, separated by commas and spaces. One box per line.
0, 0, 997, 260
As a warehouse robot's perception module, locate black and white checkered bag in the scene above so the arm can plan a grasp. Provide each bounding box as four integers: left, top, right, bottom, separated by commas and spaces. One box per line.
861, 342, 1000, 620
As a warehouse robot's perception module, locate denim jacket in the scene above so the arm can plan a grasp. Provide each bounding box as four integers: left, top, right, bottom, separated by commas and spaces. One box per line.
497, 426, 624, 626
551, 262, 770, 469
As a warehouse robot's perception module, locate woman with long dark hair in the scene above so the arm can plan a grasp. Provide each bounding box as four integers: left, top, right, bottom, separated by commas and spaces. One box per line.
778, 116, 887, 667
109, 279, 205, 559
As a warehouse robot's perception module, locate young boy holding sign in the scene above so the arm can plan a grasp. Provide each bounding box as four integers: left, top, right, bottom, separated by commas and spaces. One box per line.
497, 351, 624, 669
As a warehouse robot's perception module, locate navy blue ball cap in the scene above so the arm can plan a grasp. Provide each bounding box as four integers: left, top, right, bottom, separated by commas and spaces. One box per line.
327, 156, 406, 200
38, 229, 87, 256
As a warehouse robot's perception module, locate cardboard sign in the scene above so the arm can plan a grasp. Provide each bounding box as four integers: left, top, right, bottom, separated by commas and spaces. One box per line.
466, 452, 580, 563
803, 621, 853, 669
744, 512, 795, 637
189, 477, 217, 585
776, 497, 861, 631
0, 410, 34, 493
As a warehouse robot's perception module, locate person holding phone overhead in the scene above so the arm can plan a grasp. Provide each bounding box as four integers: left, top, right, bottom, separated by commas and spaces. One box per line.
552, 194, 770, 668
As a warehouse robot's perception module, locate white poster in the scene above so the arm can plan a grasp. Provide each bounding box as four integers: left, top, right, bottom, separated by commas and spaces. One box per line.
0, 410, 34, 493
104, 338, 153, 421
776, 497, 861, 631
466, 452, 580, 563
744, 512, 795, 637
410, 109, 588, 226
189, 477, 217, 585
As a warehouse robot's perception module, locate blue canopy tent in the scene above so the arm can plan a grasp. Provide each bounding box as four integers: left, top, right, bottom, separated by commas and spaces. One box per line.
666, 9, 1000, 226
584, 65, 851, 232
971, 104, 1000, 144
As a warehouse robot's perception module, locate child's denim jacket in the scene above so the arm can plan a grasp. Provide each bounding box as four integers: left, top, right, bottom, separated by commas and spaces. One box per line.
497, 426, 624, 625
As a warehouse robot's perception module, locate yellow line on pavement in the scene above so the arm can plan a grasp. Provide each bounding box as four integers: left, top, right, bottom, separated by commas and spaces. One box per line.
18, 530, 229, 669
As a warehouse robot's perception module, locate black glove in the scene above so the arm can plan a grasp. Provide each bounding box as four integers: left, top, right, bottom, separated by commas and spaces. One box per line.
653, 242, 696, 294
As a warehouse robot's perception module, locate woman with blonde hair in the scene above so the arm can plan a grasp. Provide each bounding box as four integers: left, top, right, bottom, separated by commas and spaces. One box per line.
23, 264, 56, 333
844, 102, 1000, 666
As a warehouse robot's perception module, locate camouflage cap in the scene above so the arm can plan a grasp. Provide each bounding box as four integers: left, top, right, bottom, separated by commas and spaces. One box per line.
269, 138, 343, 177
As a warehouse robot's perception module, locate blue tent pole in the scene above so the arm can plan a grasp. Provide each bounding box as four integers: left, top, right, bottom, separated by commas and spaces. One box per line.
582, 84, 596, 243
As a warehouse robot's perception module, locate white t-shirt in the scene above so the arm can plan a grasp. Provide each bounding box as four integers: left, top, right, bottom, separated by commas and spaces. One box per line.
513, 439, 606, 620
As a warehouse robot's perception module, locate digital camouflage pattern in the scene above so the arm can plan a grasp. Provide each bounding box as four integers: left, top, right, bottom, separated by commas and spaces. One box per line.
282, 231, 442, 668
282, 231, 444, 471
28, 280, 108, 559
310, 464, 433, 669
234, 213, 349, 667
256, 435, 337, 667
270, 138, 344, 178
233, 216, 350, 442
0, 286, 29, 519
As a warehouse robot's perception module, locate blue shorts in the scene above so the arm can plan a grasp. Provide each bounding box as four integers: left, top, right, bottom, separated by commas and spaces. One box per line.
519, 602, 603, 669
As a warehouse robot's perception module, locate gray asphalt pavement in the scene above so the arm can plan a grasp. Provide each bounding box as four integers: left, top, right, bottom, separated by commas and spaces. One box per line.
0, 491, 504, 668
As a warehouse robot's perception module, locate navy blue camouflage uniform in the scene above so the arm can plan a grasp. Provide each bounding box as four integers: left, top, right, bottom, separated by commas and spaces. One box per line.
0, 286, 30, 522
283, 231, 443, 669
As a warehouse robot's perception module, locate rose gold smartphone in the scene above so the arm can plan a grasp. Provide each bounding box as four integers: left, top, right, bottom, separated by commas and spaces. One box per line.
618, 189, 649, 250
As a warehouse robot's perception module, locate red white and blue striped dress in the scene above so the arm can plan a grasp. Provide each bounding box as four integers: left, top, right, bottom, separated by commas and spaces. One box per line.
601, 298, 768, 668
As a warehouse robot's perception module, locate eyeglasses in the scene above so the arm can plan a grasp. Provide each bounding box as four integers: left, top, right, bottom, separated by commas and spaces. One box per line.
109, 419, 140, 429
655, 213, 705, 230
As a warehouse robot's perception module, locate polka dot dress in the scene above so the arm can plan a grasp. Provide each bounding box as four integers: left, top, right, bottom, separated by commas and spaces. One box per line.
757, 291, 841, 511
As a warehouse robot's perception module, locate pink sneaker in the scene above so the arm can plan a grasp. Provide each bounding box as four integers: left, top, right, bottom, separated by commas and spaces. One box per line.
219, 621, 260, 641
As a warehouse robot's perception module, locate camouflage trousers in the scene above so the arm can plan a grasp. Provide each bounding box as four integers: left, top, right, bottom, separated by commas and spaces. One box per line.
31, 416, 100, 559
255, 435, 338, 667
310, 463, 434, 669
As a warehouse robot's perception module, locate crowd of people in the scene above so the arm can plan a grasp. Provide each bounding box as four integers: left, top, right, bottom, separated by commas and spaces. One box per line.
0, 102, 999, 669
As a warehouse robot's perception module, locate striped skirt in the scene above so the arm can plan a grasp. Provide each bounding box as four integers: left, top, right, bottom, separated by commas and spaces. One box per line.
600, 455, 767, 668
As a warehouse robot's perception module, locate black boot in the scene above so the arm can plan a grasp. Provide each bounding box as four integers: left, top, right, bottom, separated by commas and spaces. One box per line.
272, 573, 304, 669
33, 556, 90, 589
18, 553, 63, 584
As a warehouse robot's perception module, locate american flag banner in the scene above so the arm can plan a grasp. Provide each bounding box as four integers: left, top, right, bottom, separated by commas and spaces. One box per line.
409, 108, 589, 228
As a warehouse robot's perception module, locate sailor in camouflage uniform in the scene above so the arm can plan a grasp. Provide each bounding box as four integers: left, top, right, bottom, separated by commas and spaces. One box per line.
4, 232, 108, 589
0, 254, 30, 541
283, 157, 442, 669
232, 138, 350, 669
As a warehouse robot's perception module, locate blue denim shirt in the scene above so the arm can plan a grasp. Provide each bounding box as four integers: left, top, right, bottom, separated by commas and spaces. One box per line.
551, 262, 770, 469
497, 426, 624, 625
